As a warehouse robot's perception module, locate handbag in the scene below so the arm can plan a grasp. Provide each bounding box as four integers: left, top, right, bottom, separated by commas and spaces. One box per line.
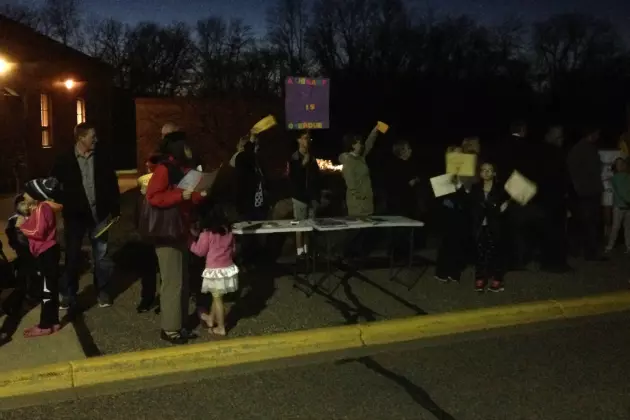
137, 195, 185, 241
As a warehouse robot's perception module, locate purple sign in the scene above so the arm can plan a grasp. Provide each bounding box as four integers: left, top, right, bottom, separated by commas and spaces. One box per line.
285, 77, 330, 130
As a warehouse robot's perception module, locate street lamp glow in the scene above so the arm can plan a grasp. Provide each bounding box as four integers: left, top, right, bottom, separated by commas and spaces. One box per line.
64, 79, 75, 89
0, 58, 10, 75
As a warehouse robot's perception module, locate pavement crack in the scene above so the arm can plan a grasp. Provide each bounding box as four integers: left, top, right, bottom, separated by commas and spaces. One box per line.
356, 325, 367, 347
550, 299, 567, 318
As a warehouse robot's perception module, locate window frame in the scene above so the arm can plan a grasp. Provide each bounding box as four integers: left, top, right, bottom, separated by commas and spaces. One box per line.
40, 93, 52, 148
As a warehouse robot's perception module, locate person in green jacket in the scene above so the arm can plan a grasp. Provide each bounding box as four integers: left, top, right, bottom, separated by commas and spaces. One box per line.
339, 125, 380, 217
606, 157, 630, 253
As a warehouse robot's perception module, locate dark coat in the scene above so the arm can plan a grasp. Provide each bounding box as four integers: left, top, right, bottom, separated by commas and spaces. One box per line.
288, 150, 321, 204
51, 143, 120, 224
470, 181, 508, 238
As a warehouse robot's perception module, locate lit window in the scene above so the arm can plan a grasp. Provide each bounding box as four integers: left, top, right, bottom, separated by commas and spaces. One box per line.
40, 93, 52, 148
76, 98, 86, 124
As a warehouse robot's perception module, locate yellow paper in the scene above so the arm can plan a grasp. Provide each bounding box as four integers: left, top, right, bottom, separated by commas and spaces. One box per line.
251, 115, 277, 134
376, 121, 389, 134
430, 174, 456, 198
93, 216, 120, 239
445, 152, 476, 177
504, 171, 537, 205
137, 173, 153, 195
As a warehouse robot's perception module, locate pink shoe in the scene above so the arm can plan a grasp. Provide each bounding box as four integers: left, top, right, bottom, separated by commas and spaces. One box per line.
23, 324, 61, 338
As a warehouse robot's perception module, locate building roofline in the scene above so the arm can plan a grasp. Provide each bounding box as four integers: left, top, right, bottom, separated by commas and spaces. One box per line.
0, 14, 112, 73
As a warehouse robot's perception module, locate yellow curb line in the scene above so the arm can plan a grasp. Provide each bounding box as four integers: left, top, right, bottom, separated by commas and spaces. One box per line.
2, 291, 630, 400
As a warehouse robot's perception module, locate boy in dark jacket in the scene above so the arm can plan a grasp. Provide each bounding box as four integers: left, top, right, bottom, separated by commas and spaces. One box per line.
288, 130, 321, 256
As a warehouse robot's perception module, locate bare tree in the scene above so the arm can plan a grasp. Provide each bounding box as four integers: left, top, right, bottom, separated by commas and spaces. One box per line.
0, 4, 43, 30
125, 22, 193, 95
194, 17, 254, 94
83, 17, 128, 86
40, 0, 83, 47
533, 13, 623, 86
266, 0, 311, 75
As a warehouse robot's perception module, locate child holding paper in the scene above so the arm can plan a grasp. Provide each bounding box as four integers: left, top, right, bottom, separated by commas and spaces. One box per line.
435, 146, 471, 283
470, 163, 509, 292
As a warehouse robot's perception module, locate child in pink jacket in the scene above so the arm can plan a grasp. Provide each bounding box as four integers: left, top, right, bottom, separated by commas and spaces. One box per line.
190, 201, 238, 336
18, 177, 62, 338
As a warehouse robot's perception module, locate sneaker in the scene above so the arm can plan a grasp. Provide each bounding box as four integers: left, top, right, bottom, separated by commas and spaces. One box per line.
434, 275, 449, 283
59, 296, 73, 311
448, 276, 460, 283
136, 298, 154, 313
160, 330, 188, 345
474, 279, 486, 292
488, 279, 504, 293
98, 294, 113, 308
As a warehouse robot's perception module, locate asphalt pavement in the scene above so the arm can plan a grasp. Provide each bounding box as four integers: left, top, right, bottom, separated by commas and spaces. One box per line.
3, 313, 629, 420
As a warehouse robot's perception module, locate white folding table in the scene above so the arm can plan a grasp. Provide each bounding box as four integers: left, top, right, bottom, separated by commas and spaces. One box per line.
309, 216, 426, 294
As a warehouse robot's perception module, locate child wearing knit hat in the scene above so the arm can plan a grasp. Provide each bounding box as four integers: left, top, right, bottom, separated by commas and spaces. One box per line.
18, 177, 62, 338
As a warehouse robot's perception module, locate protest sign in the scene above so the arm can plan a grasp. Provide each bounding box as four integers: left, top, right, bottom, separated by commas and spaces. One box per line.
251, 115, 277, 134
504, 170, 537, 205
445, 152, 476, 177
285, 77, 330, 130
430, 174, 457, 198
177, 167, 221, 193
377, 121, 389, 134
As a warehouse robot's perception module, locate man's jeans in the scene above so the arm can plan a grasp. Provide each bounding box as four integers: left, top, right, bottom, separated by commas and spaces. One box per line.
61, 219, 114, 303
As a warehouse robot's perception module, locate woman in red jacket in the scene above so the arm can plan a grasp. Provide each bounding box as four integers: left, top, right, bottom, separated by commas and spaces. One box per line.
145, 132, 206, 344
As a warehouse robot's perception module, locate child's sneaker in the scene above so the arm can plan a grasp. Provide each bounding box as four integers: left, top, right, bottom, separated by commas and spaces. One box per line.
474, 279, 486, 292
488, 279, 504, 293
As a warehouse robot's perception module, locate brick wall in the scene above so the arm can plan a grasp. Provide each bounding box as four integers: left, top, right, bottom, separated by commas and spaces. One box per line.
135, 97, 286, 174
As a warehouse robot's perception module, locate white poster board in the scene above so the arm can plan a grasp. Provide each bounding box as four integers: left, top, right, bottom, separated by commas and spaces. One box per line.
599, 150, 621, 207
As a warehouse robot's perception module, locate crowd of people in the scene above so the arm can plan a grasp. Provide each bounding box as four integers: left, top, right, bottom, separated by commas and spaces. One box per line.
0, 117, 624, 345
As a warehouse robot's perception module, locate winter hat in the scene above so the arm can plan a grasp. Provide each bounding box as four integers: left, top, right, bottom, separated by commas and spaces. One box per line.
24, 177, 60, 202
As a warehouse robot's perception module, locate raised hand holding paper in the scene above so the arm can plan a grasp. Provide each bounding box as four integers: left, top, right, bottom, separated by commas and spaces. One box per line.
376, 121, 389, 134
251, 115, 277, 134
504, 170, 537, 205
430, 174, 457, 198
445, 152, 476, 177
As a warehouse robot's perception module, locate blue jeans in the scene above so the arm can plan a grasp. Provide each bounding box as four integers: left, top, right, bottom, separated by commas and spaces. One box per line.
61, 219, 114, 302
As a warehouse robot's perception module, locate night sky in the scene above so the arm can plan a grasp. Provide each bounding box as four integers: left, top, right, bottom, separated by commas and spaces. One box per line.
9, 0, 630, 35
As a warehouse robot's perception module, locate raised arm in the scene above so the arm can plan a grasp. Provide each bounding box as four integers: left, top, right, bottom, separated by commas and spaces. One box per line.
364, 126, 380, 157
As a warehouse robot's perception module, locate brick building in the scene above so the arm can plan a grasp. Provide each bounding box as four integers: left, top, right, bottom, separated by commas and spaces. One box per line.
0, 15, 114, 191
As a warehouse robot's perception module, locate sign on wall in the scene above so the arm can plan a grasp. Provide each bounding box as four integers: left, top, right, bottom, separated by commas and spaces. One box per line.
285, 77, 330, 130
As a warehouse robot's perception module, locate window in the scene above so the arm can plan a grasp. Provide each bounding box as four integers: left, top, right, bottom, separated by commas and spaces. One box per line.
40, 93, 52, 148
76, 98, 86, 124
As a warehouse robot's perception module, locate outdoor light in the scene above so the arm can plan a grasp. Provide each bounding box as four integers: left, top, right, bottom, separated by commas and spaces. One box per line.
64, 79, 75, 89
0, 57, 10, 75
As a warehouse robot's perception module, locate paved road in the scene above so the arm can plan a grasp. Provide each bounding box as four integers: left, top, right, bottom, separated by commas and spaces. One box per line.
4, 313, 630, 420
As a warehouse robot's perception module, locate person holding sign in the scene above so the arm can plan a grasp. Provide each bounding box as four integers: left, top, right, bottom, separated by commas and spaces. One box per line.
145, 131, 207, 345
340, 125, 381, 260
288, 130, 321, 257
470, 162, 509, 293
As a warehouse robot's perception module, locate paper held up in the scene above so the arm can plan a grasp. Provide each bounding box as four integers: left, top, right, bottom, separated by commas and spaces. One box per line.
177, 167, 221, 193
504, 170, 537, 205
445, 152, 477, 177
376, 121, 389, 134
251, 115, 277, 134
430, 174, 457, 198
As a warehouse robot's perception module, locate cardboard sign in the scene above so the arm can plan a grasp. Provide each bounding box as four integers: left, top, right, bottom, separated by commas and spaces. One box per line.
177, 167, 221, 193
504, 171, 537, 205
445, 152, 476, 177
376, 121, 389, 134
285, 77, 330, 130
251, 115, 277, 134
430, 174, 457, 198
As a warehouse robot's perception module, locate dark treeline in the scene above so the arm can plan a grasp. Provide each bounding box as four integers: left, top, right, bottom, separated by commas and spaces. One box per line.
3, 0, 630, 150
